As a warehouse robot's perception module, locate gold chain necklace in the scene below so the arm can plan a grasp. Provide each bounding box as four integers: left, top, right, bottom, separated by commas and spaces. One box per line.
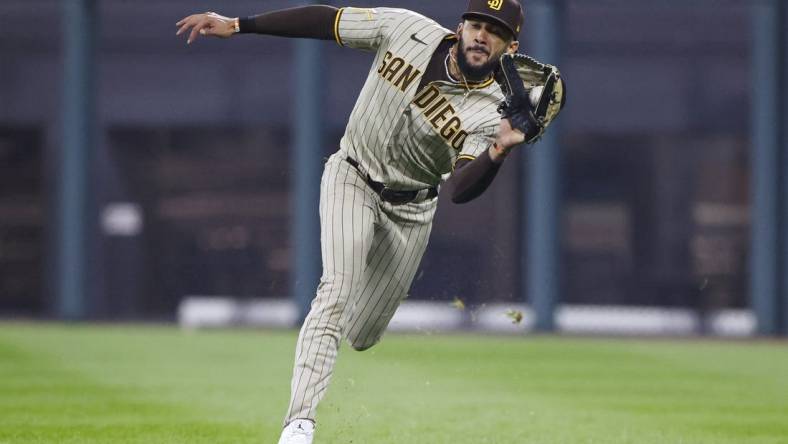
445, 52, 471, 105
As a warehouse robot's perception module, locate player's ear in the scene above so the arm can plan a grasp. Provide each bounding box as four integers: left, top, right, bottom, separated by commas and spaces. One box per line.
456, 22, 464, 37
507, 40, 519, 54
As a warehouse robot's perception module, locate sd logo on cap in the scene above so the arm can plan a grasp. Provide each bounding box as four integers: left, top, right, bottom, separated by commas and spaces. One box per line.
464, 0, 524, 39
487, 0, 503, 10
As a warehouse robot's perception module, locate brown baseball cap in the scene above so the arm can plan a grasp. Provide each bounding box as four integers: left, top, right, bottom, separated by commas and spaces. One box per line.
462, 0, 524, 40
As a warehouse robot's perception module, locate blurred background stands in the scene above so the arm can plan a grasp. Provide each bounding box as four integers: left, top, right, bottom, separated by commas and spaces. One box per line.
0, 0, 785, 336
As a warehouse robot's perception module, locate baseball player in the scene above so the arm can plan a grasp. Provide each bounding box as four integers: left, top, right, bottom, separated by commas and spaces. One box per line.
177, 1, 560, 442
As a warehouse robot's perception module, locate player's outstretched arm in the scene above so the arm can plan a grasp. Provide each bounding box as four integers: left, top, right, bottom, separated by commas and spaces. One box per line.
447, 119, 525, 204
449, 150, 502, 204
176, 6, 338, 45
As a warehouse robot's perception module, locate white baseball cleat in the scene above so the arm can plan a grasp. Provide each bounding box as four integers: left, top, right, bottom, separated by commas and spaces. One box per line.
277, 419, 315, 444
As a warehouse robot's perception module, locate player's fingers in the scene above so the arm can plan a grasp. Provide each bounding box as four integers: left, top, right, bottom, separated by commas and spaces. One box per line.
176, 22, 192, 36
187, 20, 208, 44
200, 24, 215, 36
176, 15, 202, 35
175, 14, 197, 27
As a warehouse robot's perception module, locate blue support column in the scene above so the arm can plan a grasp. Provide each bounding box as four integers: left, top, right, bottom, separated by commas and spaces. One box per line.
777, 1, 787, 336
291, 30, 325, 323
750, 0, 783, 335
522, 0, 564, 332
57, 0, 96, 319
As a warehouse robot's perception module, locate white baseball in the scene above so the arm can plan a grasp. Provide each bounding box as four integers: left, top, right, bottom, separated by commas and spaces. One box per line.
529, 86, 544, 107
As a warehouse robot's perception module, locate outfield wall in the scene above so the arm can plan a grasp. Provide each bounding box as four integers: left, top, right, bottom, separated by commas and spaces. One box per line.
177, 297, 755, 337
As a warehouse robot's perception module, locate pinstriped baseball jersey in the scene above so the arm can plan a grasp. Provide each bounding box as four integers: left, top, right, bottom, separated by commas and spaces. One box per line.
283, 6, 510, 431
336, 7, 504, 192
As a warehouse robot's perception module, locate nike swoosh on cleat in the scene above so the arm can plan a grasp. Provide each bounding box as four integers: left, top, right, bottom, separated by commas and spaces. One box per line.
410, 33, 427, 45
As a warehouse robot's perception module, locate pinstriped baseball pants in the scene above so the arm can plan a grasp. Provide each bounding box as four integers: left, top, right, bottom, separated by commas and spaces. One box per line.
284, 152, 436, 424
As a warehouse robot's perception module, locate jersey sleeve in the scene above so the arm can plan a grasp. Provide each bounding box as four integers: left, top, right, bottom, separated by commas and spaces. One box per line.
334, 7, 420, 51
455, 125, 498, 165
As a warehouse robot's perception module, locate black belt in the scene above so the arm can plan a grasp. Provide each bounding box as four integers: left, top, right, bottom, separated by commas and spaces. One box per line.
345, 157, 438, 205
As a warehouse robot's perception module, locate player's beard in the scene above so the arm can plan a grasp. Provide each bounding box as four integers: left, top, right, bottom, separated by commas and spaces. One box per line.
456, 36, 501, 81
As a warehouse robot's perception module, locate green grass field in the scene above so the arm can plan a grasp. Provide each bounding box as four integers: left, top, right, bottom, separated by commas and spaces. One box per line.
0, 323, 786, 444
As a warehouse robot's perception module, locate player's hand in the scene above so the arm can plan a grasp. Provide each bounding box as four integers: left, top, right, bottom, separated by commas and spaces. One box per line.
176, 12, 236, 44
499, 118, 526, 147
488, 118, 526, 162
